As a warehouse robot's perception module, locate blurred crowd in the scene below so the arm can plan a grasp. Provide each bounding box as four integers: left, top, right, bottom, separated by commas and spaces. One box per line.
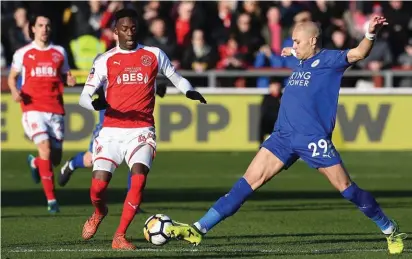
1, 0, 412, 88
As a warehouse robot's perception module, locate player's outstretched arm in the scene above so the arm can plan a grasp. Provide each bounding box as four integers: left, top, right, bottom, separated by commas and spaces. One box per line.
168, 73, 207, 103
347, 15, 388, 64
157, 48, 207, 104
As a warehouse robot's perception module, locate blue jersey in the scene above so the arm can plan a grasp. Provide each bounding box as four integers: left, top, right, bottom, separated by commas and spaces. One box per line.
275, 49, 351, 136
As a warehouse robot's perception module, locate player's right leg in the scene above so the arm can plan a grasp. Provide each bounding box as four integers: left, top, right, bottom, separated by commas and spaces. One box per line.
82, 132, 122, 240
22, 111, 59, 213
82, 169, 111, 240
167, 131, 297, 245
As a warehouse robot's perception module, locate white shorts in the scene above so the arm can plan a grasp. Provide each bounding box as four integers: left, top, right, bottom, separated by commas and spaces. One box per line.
92, 127, 156, 173
22, 111, 64, 148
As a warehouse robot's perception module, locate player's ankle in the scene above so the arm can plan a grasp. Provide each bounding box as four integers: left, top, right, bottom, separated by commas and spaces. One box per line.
193, 222, 207, 235
114, 231, 126, 237
68, 160, 75, 171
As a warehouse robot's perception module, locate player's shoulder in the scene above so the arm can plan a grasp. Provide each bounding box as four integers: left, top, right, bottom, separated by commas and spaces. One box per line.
94, 47, 118, 65
139, 44, 165, 57
14, 42, 34, 56
49, 44, 67, 56
321, 49, 350, 59
318, 49, 349, 66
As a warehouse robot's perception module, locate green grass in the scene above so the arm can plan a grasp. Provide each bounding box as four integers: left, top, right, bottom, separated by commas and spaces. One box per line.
2, 151, 412, 259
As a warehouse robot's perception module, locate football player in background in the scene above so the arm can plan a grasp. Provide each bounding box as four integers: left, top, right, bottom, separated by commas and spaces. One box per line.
8, 13, 76, 213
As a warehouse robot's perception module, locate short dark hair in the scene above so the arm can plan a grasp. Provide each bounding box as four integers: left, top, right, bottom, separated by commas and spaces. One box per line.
28, 13, 51, 40
114, 8, 138, 25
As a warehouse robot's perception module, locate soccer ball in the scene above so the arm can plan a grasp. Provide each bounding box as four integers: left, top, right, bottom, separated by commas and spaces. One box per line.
143, 214, 173, 245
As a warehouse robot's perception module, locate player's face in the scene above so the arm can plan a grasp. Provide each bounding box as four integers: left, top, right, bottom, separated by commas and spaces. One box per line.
115, 17, 138, 50
32, 16, 51, 43
292, 29, 317, 60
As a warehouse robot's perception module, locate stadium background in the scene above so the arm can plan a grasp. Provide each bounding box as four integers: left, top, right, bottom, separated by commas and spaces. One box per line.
1, 0, 412, 151
1, 1, 412, 258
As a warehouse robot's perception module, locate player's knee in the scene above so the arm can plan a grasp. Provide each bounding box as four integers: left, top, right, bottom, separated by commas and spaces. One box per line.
36, 139, 51, 160
243, 169, 265, 190
93, 158, 117, 175
131, 163, 150, 176
92, 170, 112, 182
83, 152, 93, 168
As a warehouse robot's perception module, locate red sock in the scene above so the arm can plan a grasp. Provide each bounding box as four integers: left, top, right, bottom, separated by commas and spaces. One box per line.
90, 178, 109, 216
116, 174, 146, 234
36, 158, 56, 201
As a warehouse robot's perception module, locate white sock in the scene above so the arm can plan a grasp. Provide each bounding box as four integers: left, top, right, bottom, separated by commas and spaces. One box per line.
68, 160, 74, 171
382, 222, 395, 235
194, 222, 207, 234
31, 159, 36, 168
47, 199, 56, 204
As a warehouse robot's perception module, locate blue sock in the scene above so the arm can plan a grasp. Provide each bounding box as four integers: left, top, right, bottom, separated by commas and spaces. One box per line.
341, 182, 393, 233
127, 171, 132, 191
69, 152, 85, 170
196, 178, 253, 233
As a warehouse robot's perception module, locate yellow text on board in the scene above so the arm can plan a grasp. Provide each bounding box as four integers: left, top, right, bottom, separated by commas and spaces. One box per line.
1, 94, 412, 151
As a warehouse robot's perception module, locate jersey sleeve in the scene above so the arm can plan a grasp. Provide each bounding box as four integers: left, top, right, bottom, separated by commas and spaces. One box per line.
157, 49, 176, 77
85, 57, 107, 88
60, 49, 70, 74
327, 49, 351, 70
11, 50, 24, 73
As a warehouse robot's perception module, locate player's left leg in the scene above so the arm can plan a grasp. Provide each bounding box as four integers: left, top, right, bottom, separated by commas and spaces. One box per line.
112, 143, 155, 250
22, 111, 59, 213
59, 150, 93, 186
167, 131, 297, 245
60, 121, 100, 187
318, 164, 407, 254
295, 136, 407, 254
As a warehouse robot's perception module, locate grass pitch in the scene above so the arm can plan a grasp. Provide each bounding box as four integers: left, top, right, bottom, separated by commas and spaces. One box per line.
2, 151, 412, 259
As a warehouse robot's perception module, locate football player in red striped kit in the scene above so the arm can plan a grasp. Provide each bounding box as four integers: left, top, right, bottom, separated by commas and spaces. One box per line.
8, 13, 76, 214
78, 9, 206, 249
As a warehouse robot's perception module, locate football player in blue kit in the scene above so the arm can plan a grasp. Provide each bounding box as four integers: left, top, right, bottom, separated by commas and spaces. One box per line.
166, 16, 407, 254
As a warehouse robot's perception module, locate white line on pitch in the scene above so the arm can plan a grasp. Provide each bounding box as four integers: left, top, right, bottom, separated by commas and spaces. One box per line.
6, 248, 411, 253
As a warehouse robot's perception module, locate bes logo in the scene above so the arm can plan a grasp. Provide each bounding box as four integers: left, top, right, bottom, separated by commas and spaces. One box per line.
116, 72, 149, 85
287, 71, 311, 87
30, 66, 57, 77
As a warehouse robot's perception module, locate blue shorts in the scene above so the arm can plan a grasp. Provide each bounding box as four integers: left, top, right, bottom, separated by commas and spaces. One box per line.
261, 131, 342, 169
88, 110, 105, 152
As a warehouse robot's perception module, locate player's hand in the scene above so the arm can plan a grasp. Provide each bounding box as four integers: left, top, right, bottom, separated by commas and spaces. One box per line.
186, 90, 207, 104
156, 83, 167, 98
91, 97, 109, 111
11, 89, 22, 102
66, 72, 77, 87
368, 15, 388, 34
281, 47, 293, 57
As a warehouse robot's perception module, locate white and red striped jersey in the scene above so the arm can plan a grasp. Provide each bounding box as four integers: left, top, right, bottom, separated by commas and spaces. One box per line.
12, 42, 70, 115
84, 44, 177, 128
